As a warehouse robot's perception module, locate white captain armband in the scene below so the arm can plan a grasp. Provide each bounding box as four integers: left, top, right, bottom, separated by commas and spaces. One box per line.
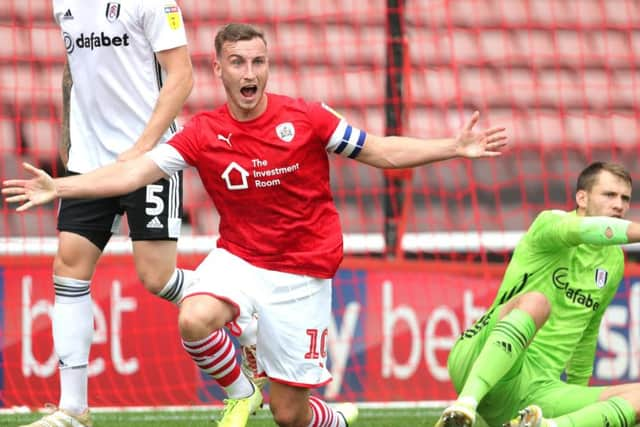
326, 119, 367, 159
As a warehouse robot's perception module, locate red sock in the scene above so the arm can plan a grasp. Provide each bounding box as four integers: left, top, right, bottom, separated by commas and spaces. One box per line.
308, 396, 345, 427
182, 329, 240, 386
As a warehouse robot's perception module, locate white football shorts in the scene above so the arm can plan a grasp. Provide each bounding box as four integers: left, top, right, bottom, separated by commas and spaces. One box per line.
183, 248, 333, 388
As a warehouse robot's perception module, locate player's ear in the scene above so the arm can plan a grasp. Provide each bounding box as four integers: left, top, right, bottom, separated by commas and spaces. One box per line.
213, 59, 222, 78
576, 189, 588, 211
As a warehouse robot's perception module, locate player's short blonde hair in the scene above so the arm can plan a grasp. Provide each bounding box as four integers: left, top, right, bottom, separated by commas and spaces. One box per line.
214, 23, 267, 57
577, 162, 632, 192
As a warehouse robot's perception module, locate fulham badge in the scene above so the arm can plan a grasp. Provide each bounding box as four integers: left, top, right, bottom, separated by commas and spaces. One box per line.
105, 2, 121, 22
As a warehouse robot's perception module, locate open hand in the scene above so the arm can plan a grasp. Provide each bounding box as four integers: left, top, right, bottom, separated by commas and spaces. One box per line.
455, 111, 508, 158
2, 163, 57, 212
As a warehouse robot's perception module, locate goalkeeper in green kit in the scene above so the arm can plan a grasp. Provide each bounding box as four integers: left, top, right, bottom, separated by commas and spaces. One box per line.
435, 162, 640, 427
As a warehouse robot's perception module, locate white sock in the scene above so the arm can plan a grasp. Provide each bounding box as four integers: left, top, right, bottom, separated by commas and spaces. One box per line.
238, 314, 258, 346
225, 375, 255, 399
59, 366, 88, 414
157, 268, 196, 304
53, 276, 93, 414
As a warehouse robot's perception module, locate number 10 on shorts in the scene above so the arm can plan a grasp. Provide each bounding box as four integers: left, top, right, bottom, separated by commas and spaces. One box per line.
305, 328, 328, 359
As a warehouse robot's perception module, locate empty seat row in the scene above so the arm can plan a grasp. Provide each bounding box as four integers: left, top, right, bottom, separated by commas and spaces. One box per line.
187, 22, 387, 67
405, 107, 639, 147
178, 0, 387, 25
7, 0, 638, 29
1, 104, 636, 158
411, 67, 640, 110
408, 28, 640, 69
406, 0, 640, 29
0, 23, 64, 60
3, 62, 639, 117
5, 22, 639, 72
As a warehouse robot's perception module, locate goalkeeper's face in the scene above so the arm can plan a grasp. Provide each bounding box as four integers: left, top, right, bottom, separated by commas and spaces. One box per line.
214, 37, 269, 119
578, 170, 631, 218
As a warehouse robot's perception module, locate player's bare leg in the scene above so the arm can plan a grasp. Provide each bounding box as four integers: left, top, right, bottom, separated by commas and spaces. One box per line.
270, 382, 357, 427
179, 294, 262, 427
132, 240, 196, 305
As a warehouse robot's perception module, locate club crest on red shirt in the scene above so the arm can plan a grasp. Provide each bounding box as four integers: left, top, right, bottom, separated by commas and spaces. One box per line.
276, 122, 295, 143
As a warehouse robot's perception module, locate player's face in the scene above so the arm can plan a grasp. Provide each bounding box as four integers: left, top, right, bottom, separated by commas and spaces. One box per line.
577, 170, 631, 218
214, 37, 269, 121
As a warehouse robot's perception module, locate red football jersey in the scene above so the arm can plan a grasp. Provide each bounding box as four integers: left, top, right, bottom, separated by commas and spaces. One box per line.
168, 93, 362, 278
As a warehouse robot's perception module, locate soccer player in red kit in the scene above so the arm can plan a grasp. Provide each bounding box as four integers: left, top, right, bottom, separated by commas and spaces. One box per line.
4, 23, 508, 427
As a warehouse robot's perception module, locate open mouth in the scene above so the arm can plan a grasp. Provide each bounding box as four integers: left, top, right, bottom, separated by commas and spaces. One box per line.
240, 84, 258, 98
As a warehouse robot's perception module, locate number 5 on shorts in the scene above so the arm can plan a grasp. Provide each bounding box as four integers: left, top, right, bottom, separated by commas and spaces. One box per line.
145, 184, 165, 216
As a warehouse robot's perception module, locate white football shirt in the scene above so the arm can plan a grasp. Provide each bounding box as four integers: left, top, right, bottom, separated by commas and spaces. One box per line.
53, 0, 188, 172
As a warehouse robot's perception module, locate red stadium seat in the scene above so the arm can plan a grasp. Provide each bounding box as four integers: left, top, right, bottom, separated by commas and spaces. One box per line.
407, 28, 454, 67
613, 70, 640, 109
28, 24, 64, 60
609, 113, 639, 148
186, 66, 225, 112
409, 67, 460, 107
405, 107, 453, 143
528, 110, 567, 146
337, 107, 385, 136
512, 30, 556, 68
478, 30, 521, 67
564, 112, 612, 146
0, 64, 38, 105
19, 116, 60, 159
320, 24, 386, 67
0, 115, 17, 154
602, 0, 640, 27
6, 0, 54, 24
270, 24, 386, 67
459, 67, 504, 108
501, 68, 545, 109
0, 24, 31, 58
448, 0, 499, 27
405, 0, 449, 27
492, 0, 530, 27
182, 0, 386, 25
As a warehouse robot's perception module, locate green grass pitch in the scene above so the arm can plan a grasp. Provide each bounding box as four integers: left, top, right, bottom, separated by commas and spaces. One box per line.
0, 407, 492, 426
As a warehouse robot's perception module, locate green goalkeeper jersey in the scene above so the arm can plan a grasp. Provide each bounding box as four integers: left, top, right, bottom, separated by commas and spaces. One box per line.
491, 209, 625, 385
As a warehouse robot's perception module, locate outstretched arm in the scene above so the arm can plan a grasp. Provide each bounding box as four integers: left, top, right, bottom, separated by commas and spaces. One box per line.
118, 45, 193, 161
3, 156, 167, 212
529, 210, 640, 250
355, 111, 507, 168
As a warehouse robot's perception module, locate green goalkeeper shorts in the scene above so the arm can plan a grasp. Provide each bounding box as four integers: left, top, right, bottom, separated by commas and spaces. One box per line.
447, 305, 605, 426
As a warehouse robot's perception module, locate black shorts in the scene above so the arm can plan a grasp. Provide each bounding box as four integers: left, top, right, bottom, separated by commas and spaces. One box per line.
57, 171, 183, 250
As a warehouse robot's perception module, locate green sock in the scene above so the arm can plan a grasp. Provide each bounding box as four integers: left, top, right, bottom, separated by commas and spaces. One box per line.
458, 309, 536, 404
552, 397, 635, 427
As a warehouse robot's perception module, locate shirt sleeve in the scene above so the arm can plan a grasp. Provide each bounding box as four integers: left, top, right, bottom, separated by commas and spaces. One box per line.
165, 115, 201, 166
527, 210, 629, 251
140, 0, 188, 52
146, 144, 188, 176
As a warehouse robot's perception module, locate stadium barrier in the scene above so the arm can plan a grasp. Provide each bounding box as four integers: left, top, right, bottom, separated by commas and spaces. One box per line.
3, 248, 639, 407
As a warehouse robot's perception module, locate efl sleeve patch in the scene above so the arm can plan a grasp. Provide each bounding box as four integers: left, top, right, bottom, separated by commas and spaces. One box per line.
164, 5, 182, 30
